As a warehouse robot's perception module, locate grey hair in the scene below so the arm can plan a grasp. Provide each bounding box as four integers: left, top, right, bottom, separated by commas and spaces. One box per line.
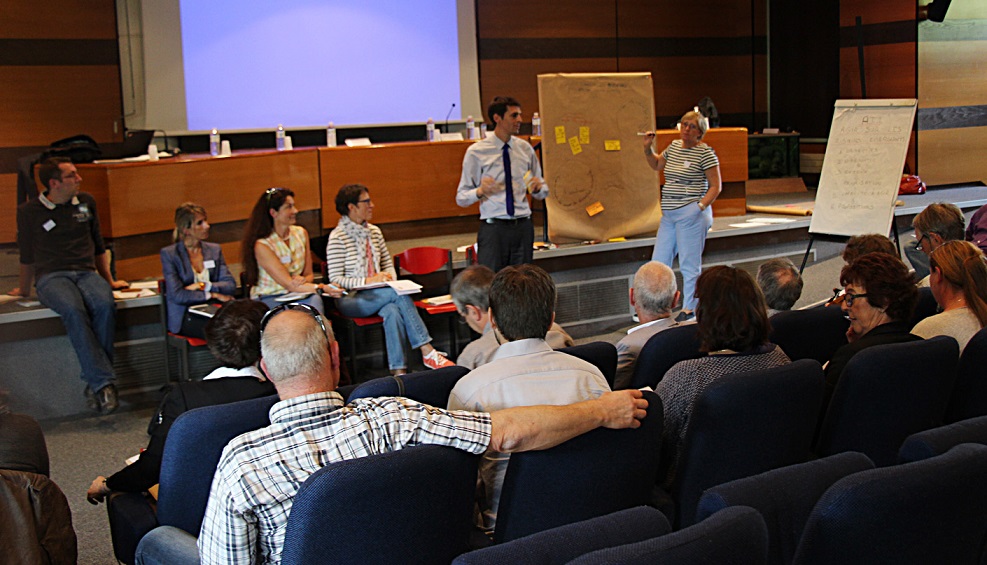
260, 310, 334, 383
756, 258, 803, 311
681, 110, 708, 138
451, 265, 495, 313
633, 262, 677, 316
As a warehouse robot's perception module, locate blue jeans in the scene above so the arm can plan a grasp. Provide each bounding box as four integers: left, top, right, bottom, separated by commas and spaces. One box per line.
652, 202, 714, 311
336, 287, 432, 370
258, 292, 326, 315
135, 526, 200, 565
35, 271, 116, 392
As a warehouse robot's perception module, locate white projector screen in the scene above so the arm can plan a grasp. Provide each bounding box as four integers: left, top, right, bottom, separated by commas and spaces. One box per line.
134, 0, 481, 134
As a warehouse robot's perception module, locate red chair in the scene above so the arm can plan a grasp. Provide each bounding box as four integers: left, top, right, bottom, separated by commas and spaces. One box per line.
321, 262, 385, 382
393, 246, 462, 358
158, 280, 208, 382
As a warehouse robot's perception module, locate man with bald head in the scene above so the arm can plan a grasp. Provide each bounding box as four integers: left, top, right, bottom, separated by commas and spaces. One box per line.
155, 304, 649, 565
614, 261, 682, 389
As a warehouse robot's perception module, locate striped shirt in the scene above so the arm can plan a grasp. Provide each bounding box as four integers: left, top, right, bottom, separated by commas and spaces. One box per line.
659, 140, 719, 210
325, 222, 396, 290
198, 392, 492, 565
252, 225, 308, 298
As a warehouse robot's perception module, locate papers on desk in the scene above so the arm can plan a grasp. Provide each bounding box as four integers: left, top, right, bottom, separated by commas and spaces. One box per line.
351, 280, 423, 295
276, 292, 314, 302
114, 288, 156, 300
129, 280, 160, 290
421, 294, 454, 306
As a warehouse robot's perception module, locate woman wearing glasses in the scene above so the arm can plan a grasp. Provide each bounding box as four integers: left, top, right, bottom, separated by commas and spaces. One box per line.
161, 203, 236, 339
326, 184, 454, 374
912, 240, 987, 353
824, 252, 920, 400
642, 110, 722, 322
241, 188, 342, 313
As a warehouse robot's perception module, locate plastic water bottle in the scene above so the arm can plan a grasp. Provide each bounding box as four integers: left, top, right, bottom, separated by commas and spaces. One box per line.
326, 122, 337, 147
466, 115, 475, 140
426, 118, 436, 142
276, 124, 286, 151
479, 123, 487, 139
209, 128, 220, 156
532, 112, 542, 137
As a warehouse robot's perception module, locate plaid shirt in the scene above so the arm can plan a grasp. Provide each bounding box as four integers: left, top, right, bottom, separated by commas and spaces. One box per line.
198, 391, 492, 564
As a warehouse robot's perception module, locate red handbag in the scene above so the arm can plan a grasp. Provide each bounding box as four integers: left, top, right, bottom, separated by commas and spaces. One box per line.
899, 174, 926, 195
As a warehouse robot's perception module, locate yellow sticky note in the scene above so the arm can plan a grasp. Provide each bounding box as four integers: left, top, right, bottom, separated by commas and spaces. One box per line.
568, 136, 582, 155
585, 201, 604, 216
604, 140, 621, 151
555, 126, 566, 144
608, 237, 626, 242
579, 127, 590, 144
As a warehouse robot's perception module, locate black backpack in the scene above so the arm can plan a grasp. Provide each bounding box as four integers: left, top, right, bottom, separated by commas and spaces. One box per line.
44, 134, 102, 164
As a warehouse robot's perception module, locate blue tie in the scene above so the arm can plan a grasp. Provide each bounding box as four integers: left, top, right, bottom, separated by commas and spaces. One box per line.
502, 142, 514, 217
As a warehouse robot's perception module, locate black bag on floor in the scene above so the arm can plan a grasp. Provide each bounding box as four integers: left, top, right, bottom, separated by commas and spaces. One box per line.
45, 134, 102, 163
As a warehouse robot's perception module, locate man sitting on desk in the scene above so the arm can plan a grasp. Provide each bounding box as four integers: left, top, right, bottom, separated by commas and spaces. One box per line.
457, 96, 548, 272
10, 157, 128, 413
449, 264, 610, 536
452, 265, 573, 370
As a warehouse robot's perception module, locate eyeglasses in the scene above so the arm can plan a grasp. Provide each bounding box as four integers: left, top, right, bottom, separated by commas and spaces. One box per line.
679, 122, 700, 131
357, 198, 372, 205
842, 292, 870, 307
259, 303, 328, 341
915, 232, 932, 252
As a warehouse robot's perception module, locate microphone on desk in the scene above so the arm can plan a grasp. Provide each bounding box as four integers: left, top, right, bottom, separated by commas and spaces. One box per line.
444, 103, 456, 133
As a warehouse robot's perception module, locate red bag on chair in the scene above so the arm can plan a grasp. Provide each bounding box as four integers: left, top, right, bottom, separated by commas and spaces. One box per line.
899, 174, 926, 195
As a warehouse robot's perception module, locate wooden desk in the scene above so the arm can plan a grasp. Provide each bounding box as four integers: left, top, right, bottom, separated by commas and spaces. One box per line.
76, 149, 322, 238
318, 141, 475, 228
654, 127, 749, 216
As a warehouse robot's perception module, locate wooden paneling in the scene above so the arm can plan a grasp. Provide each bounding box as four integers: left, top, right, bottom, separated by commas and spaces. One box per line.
620, 56, 759, 116
0, 66, 122, 147
0, 174, 17, 243
918, 126, 987, 185
76, 150, 322, 238
619, 0, 759, 37
652, 128, 749, 183
477, 1, 616, 38
919, 40, 987, 107
840, 0, 915, 26
476, 0, 764, 129
319, 142, 475, 229
839, 43, 916, 99
479, 59, 618, 118
0, 0, 118, 39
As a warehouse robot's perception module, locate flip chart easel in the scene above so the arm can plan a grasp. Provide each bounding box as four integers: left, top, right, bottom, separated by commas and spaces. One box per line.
799, 99, 917, 272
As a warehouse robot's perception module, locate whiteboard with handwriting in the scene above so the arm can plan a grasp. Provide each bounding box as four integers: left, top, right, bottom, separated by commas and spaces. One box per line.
809, 99, 917, 237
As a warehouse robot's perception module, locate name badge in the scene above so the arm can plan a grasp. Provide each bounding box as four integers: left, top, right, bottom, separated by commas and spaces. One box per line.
203, 260, 216, 269
281, 255, 291, 264
683, 161, 692, 169
43, 220, 56, 232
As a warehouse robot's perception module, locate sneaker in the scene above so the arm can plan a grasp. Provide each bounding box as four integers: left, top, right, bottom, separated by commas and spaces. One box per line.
674, 310, 695, 323
97, 385, 119, 414
84, 386, 99, 412
423, 349, 455, 370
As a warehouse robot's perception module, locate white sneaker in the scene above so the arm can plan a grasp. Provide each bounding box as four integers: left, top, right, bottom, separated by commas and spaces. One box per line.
423, 349, 455, 370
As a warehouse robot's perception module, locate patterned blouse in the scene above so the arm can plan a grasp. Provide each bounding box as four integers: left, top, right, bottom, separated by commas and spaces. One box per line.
252, 225, 308, 298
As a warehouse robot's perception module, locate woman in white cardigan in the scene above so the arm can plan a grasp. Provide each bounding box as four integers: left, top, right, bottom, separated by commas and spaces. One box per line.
326, 184, 454, 375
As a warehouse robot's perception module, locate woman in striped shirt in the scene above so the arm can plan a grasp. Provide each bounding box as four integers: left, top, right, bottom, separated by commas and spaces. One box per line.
642, 110, 722, 321
326, 184, 455, 375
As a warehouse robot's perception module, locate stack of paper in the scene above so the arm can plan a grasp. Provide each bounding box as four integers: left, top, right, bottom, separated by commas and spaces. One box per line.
352, 280, 423, 295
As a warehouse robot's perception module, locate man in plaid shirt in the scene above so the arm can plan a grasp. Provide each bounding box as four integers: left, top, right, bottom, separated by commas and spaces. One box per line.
135, 305, 648, 565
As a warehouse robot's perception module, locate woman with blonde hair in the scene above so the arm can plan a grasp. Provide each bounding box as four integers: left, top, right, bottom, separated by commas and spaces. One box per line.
641, 110, 722, 321
160, 203, 236, 338
912, 240, 987, 352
